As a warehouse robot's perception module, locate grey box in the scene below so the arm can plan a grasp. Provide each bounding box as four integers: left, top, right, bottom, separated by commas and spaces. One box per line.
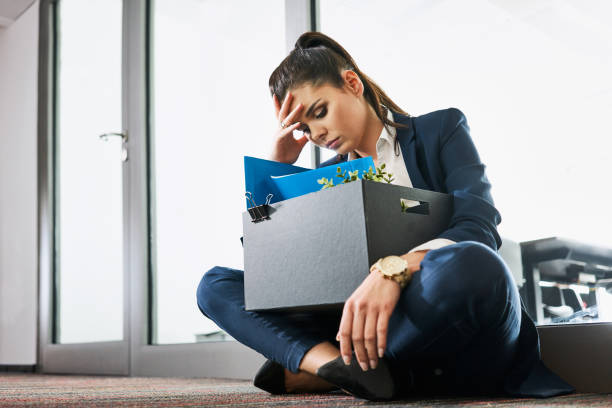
242, 179, 452, 312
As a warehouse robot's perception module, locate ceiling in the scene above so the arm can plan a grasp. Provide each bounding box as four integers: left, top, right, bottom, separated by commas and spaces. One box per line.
0, 0, 37, 27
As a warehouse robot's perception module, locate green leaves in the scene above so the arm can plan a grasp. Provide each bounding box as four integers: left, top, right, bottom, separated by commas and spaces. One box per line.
319, 163, 394, 190
361, 164, 394, 184
317, 177, 335, 189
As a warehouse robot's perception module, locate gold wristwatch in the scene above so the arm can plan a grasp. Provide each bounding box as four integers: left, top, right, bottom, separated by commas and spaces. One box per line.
370, 256, 412, 289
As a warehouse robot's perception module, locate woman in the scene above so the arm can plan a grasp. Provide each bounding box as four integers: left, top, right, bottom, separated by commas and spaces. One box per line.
196, 32, 573, 401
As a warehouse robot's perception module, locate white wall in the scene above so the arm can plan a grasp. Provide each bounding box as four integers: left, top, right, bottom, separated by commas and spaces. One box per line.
0, 0, 39, 365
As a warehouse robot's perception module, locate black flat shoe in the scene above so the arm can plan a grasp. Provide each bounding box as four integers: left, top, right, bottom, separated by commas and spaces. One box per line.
253, 359, 286, 394
316, 353, 395, 401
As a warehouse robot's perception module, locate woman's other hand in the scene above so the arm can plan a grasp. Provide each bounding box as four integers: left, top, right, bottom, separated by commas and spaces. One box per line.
269, 92, 309, 164
337, 250, 428, 371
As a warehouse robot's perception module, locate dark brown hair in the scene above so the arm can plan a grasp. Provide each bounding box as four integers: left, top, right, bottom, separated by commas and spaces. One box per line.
268, 32, 409, 155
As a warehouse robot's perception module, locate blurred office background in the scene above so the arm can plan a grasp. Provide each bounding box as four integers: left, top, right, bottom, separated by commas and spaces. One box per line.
0, 0, 610, 382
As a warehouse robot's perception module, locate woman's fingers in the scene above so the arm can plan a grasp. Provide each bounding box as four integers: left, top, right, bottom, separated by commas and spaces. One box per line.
351, 305, 368, 371
376, 311, 390, 359
338, 273, 401, 372
278, 121, 302, 140
277, 92, 292, 123
338, 305, 354, 365
281, 102, 303, 128
277, 92, 305, 130
272, 93, 281, 117
364, 311, 379, 369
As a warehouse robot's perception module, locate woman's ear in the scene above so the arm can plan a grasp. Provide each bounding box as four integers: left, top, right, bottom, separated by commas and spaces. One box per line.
341, 70, 363, 97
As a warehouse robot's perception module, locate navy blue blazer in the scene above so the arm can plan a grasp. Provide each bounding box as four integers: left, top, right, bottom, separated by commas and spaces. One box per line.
318, 108, 574, 397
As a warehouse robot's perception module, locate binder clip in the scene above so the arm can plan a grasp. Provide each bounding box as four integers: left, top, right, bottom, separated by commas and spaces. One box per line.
245, 192, 273, 223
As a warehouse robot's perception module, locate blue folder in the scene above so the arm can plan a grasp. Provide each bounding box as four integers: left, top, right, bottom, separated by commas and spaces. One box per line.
270, 156, 375, 201
244, 156, 376, 209
244, 156, 309, 208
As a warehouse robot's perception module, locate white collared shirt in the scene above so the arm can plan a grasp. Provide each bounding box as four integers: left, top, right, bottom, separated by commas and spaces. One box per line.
351, 109, 455, 254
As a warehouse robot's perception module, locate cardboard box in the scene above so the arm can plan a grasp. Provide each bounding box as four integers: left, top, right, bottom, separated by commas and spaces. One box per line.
242, 179, 452, 311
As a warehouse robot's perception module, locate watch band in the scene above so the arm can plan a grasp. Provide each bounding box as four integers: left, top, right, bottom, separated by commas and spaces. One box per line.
370, 258, 411, 289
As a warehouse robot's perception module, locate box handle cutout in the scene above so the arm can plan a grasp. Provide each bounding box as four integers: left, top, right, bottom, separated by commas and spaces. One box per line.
400, 198, 429, 215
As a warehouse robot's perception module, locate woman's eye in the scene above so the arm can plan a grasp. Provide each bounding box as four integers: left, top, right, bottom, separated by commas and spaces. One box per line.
315, 106, 327, 119
299, 125, 310, 135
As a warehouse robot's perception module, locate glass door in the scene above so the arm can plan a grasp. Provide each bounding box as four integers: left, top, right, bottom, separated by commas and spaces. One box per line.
39, 0, 129, 375
150, 0, 288, 346
129, 0, 316, 378
56, 0, 124, 345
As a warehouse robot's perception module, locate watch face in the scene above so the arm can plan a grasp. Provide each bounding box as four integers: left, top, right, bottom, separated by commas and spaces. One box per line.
380, 256, 407, 276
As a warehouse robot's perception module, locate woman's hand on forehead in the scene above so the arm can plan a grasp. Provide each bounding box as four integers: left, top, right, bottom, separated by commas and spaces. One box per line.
269, 91, 309, 164
274, 91, 303, 127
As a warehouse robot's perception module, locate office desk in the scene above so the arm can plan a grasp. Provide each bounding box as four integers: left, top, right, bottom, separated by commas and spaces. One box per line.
520, 237, 612, 323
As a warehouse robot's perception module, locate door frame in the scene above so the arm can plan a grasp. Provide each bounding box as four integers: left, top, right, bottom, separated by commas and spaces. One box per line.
37, 0, 129, 375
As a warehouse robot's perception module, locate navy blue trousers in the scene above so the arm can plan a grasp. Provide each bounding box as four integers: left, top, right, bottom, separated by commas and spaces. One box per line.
196, 241, 522, 395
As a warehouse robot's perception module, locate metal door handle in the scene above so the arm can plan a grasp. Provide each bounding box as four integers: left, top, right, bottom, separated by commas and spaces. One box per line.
99, 132, 128, 162
99, 132, 127, 142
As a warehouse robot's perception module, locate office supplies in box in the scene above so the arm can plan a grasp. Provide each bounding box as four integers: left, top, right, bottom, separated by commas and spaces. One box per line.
243, 155, 376, 205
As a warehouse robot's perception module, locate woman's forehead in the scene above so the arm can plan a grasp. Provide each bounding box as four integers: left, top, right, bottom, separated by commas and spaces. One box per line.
289, 83, 339, 110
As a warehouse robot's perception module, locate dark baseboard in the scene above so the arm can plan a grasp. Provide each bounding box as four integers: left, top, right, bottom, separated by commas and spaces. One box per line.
0, 365, 36, 373
538, 323, 612, 393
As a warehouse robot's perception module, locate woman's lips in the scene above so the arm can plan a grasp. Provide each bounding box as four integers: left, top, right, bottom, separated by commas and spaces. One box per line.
327, 137, 340, 149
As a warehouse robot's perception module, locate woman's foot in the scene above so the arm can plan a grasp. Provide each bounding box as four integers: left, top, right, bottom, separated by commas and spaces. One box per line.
284, 368, 337, 393
253, 359, 336, 394
298, 341, 342, 374
256, 341, 396, 399
301, 342, 397, 401
316, 353, 396, 401
282, 341, 341, 393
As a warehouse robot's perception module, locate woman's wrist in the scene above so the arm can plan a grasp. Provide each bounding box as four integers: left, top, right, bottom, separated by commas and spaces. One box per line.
369, 256, 412, 289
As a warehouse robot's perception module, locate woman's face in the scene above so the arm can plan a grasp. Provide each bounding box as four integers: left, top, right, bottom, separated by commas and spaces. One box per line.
287, 71, 369, 155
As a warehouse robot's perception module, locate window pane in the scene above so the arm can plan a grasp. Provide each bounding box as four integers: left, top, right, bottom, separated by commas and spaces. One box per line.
56, 0, 123, 343
320, 0, 612, 246
320, 0, 612, 325
152, 0, 287, 344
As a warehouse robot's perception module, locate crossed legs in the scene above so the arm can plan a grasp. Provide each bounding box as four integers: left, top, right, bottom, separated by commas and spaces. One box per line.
196, 241, 521, 395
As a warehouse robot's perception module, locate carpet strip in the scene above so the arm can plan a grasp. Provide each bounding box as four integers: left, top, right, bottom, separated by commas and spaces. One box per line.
1, 373, 610, 407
